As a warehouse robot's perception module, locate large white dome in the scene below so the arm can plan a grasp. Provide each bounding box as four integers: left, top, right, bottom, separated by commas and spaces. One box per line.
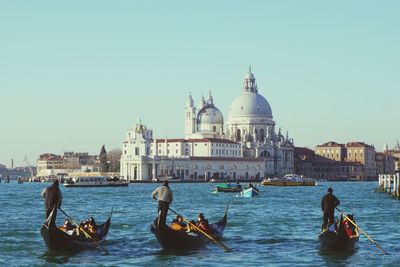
197, 105, 224, 125
229, 92, 272, 119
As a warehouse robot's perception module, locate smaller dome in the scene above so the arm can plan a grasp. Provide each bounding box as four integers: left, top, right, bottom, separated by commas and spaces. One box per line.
197, 105, 224, 125
245, 72, 255, 80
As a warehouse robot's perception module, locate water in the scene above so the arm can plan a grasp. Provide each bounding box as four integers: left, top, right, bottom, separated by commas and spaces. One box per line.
0, 182, 399, 266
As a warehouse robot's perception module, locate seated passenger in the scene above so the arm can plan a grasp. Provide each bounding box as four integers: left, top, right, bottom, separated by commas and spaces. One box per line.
170, 215, 187, 231
195, 213, 211, 234
59, 219, 76, 235
76, 217, 98, 239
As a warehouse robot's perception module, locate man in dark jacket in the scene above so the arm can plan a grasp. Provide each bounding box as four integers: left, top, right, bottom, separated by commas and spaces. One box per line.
321, 187, 340, 230
41, 180, 63, 225
151, 180, 173, 225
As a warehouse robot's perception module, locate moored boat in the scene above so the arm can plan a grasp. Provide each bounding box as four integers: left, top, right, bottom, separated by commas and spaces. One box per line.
318, 213, 359, 251
214, 183, 242, 193
150, 205, 228, 250
241, 186, 259, 197
63, 176, 129, 187
261, 174, 316, 186
40, 207, 112, 251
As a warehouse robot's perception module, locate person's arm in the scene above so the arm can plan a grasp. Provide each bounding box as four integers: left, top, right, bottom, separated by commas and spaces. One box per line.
151, 188, 158, 200
334, 196, 340, 207
321, 196, 325, 211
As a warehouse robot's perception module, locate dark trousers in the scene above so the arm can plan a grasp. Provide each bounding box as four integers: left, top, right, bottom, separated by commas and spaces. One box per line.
158, 200, 169, 225
322, 212, 334, 229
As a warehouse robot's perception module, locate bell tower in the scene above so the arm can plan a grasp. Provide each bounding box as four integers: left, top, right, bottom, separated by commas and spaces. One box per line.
185, 93, 196, 138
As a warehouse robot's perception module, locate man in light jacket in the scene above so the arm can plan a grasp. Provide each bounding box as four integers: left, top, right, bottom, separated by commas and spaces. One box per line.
151, 180, 173, 225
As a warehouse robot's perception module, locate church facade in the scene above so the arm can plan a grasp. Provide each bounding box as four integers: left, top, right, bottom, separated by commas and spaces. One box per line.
120, 68, 294, 181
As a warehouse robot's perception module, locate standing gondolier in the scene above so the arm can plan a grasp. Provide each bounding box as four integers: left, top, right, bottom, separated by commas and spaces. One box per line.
151, 180, 173, 225
321, 187, 340, 230
41, 180, 62, 225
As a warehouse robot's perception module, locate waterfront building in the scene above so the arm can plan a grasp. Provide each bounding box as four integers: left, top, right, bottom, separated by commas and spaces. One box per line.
296, 146, 365, 181
314, 141, 377, 180
36, 153, 65, 177
120, 68, 294, 181
375, 152, 396, 175
346, 142, 376, 179
315, 142, 346, 161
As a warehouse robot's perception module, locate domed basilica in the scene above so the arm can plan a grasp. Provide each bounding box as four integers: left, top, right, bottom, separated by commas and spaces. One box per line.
120, 68, 294, 181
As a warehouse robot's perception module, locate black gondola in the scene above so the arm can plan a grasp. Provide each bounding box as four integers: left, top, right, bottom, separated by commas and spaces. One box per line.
40, 207, 112, 252
150, 205, 228, 250
318, 213, 359, 251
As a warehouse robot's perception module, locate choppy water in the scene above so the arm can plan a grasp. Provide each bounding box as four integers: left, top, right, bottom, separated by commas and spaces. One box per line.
0, 182, 399, 266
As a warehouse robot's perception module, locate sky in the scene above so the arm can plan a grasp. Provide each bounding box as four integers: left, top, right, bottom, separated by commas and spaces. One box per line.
0, 1, 399, 167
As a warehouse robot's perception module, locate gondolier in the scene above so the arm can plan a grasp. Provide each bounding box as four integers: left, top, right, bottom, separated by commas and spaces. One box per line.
321, 187, 340, 230
151, 180, 173, 225
41, 180, 63, 224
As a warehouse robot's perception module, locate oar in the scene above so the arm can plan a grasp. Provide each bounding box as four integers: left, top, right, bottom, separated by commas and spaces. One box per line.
168, 208, 231, 252
336, 207, 388, 255
58, 208, 109, 255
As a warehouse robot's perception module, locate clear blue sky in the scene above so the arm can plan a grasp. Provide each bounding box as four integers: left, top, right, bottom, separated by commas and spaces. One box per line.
1, 1, 399, 167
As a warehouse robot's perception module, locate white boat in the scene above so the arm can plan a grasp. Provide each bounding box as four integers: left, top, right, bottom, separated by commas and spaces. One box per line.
63, 176, 129, 187
261, 174, 317, 186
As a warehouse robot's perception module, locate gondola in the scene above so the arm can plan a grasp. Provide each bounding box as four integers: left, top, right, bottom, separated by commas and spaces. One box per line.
40, 206, 112, 252
318, 213, 359, 251
214, 183, 242, 193
150, 205, 228, 250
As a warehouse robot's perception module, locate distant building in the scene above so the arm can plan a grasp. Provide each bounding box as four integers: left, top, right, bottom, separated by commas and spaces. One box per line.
375, 152, 396, 175
37, 153, 65, 177
63, 152, 97, 170
120, 68, 294, 181
314, 141, 377, 180
315, 142, 346, 162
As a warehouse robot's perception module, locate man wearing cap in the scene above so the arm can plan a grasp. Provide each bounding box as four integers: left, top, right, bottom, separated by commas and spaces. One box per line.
152, 180, 173, 225
321, 187, 340, 230
41, 180, 63, 225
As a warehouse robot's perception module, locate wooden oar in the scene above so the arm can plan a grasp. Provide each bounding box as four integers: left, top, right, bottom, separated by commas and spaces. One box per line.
336, 207, 388, 255
58, 208, 109, 255
168, 208, 231, 252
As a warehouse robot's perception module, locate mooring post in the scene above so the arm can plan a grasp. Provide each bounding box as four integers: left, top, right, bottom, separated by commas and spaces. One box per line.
383, 175, 386, 191
393, 174, 397, 197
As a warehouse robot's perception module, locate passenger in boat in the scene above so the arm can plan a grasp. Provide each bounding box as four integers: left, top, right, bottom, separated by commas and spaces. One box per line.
170, 215, 187, 231
59, 219, 76, 235
151, 180, 173, 225
195, 213, 211, 234
75, 217, 98, 239
321, 188, 340, 230
41, 180, 63, 226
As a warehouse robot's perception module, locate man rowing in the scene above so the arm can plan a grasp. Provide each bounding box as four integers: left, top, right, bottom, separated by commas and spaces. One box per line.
151, 180, 173, 225
41, 180, 62, 227
321, 187, 340, 230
